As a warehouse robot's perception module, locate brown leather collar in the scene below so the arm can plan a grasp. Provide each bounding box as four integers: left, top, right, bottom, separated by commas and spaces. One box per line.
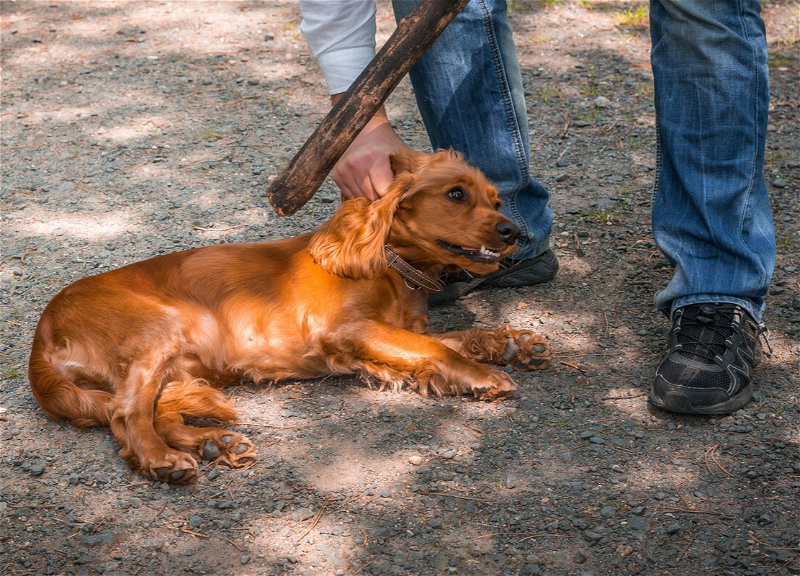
384, 245, 444, 293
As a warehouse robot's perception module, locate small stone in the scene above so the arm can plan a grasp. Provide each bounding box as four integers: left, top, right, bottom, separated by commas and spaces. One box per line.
666, 522, 682, 534
573, 551, 587, 564
189, 515, 203, 528
505, 474, 517, 489
247, 79, 259, 86
556, 157, 570, 167
408, 455, 423, 466
616, 545, 634, 557
241, 554, 250, 565
600, 506, 616, 518
77, 531, 116, 546
291, 508, 314, 522
584, 530, 603, 542
594, 96, 611, 108
440, 449, 457, 460
627, 516, 650, 531
28, 462, 46, 476
771, 179, 787, 188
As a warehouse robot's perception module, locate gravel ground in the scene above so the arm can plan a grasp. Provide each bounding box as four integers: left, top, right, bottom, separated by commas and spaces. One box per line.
1, 1, 799, 575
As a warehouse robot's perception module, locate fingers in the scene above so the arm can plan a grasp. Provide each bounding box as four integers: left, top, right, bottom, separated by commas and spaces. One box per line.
331, 115, 411, 201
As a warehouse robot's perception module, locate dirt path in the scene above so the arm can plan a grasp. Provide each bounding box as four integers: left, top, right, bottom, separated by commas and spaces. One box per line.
1, 1, 798, 575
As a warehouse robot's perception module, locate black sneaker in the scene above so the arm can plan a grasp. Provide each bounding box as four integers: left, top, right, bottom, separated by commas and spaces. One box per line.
429, 249, 558, 305
649, 303, 767, 415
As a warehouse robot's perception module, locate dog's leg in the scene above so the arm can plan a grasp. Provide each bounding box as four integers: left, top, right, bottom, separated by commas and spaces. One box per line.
154, 412, 258, 468
342, 322, 517, 399
108, 358, 199, 484
433, 326, 551, 370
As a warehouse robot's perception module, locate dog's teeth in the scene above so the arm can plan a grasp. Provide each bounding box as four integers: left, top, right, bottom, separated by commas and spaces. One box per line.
479, 245, 500, 258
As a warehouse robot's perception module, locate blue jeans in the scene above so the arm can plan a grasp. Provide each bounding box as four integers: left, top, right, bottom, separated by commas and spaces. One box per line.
392, 0, 553, 261
650, 0, 774, 322
392, 0, 774, 321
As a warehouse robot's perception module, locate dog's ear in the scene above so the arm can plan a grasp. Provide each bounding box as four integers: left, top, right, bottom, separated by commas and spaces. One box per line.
308, 176, 413, 280
389, 149, 429, 177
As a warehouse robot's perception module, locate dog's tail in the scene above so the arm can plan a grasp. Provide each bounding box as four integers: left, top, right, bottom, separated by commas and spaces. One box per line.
156, 379, 238, 422
29, 336, 114, 428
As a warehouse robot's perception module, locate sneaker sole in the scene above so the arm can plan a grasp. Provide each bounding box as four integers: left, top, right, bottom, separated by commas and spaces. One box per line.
648, 383, 753, 415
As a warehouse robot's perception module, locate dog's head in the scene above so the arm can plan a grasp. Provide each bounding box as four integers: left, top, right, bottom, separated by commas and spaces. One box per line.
309, 149, 519, 279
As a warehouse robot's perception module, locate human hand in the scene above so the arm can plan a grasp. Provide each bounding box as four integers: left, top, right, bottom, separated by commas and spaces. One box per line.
330, 101, 413, 201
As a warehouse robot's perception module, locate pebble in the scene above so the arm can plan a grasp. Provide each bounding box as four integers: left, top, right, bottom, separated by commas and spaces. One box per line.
291, 508, 314, 522
627, 516, 650, 531
666, 522, 682, 534
616, 545, 634, 557
594, 96, 611, 108
408, 455, 423, 466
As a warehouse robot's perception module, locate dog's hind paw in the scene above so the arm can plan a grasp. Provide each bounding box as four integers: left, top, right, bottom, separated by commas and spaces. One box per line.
201, 431, 257, 468
500, 328, 551, 370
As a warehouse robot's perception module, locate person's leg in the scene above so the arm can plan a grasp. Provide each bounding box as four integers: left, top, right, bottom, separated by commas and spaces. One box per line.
648, 0, 775, 414
392, 0, 553, 263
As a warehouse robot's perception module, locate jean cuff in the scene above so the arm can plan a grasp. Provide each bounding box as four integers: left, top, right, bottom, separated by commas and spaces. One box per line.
666, 295, 765, 323
512, 238, 551, 261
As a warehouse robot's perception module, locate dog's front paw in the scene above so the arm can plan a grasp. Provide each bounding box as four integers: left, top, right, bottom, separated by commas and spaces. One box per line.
501, 328, 551, 370
144, 450, 199, 484
471, 369, 517, 401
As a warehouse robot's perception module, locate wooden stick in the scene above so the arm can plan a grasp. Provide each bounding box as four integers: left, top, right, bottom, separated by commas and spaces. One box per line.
266, 0, 470, 216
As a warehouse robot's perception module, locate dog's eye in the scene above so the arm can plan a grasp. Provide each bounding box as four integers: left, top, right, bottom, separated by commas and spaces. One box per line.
447, 188, 466, 202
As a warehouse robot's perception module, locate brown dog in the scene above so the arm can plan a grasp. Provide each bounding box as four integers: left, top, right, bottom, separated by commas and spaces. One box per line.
28, 150, 550, 483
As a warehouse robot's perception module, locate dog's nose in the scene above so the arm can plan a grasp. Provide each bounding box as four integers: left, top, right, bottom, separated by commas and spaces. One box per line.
496, 221, 520, 245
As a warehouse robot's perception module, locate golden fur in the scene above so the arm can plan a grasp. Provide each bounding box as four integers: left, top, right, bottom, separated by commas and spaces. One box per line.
29, 150, 550, 483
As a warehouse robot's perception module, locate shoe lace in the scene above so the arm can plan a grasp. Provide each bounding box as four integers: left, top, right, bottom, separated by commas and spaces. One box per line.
676, 304, 747, 363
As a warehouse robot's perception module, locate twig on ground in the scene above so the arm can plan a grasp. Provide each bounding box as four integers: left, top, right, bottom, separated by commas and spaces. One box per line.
463, 422, 483, 435
676, 536, 695, 562
658, 506, 722, 516
560, 361, 588, 373
225, 537, 244, 551
573, 231, 584, 257
671, 479, 691, 510
158, 525, 209, 538
704, 444, 732, 477
234, 421, 298, 429
190, 223, 249, 232
296, 498, 329, 543
200, 95, 258, 108
350, 559, 373, 576
417, 490, 494, 503
602, 393, 646, 401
